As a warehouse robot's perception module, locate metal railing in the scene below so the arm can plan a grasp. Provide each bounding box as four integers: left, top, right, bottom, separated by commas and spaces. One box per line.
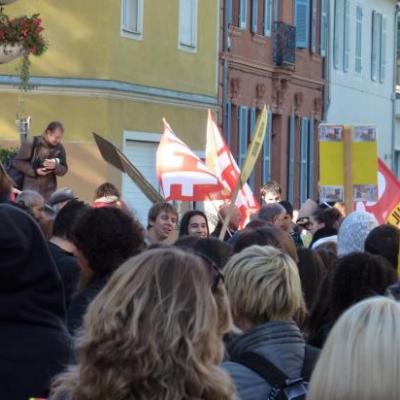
273, 21, 296, 68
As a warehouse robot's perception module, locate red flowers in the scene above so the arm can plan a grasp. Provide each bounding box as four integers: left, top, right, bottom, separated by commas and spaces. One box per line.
0, 13, 47, 56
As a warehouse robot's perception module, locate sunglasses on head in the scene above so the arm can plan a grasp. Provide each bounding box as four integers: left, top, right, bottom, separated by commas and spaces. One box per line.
196, 252, 224, 292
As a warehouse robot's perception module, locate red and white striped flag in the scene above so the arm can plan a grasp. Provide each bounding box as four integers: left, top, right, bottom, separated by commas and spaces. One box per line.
206, 110, 260, 226
156, 119, 227, 202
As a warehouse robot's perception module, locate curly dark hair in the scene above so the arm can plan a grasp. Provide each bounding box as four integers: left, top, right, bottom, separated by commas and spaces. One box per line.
328, 252, 397, 322
365, 224, 400, 270
72, 207, 144, 277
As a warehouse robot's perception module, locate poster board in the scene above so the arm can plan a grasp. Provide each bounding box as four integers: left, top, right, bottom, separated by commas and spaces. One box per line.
319, 124, 378, 203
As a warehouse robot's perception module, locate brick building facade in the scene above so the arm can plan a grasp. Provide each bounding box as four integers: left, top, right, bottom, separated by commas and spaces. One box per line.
219, 0, 327, 206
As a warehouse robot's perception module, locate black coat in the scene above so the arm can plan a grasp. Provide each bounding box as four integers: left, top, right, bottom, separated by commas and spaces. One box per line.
0, 205, 72, 400
48, 242, 80, 308
67, 276, 109, 335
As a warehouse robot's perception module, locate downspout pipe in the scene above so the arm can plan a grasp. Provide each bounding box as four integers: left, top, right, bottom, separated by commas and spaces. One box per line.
391, 3, 399, 173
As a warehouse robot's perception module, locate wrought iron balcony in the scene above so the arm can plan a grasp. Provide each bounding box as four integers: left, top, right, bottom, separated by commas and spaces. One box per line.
273, 22, 296, 69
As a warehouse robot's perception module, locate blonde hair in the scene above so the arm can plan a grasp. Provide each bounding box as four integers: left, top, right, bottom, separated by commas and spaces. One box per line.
51, 248, 235, 400
308, 297, 400, 400
224, 245, 302, 326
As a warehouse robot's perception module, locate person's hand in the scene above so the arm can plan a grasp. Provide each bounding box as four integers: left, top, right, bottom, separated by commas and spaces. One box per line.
43, 159, 56, 170
36, 167, 51, 176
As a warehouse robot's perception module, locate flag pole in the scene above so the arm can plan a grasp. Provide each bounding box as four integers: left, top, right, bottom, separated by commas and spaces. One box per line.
218, 105, 269, 240
218, 181, 242, 240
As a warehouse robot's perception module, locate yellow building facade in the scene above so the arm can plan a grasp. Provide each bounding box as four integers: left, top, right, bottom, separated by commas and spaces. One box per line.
0, 0, 219, 223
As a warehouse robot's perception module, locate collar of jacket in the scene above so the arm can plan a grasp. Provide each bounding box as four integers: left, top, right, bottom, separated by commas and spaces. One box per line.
227, 320, 303, 358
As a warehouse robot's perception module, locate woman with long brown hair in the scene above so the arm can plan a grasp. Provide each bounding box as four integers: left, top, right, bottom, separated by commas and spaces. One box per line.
51, 248, 235, 400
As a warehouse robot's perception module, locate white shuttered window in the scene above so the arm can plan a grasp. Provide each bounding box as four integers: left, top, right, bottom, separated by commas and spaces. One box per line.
122, 0, 143, 36
179, 0, 198, 48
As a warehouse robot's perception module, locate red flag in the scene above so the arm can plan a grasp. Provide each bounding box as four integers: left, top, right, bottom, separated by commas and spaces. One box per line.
156, 119, 226, 202
356, 159, 400, 225
206, 110, 260, 226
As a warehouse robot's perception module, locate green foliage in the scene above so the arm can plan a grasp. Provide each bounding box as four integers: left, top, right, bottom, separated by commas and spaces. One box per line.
0, 147, 17, 164
0, 12, 48, 91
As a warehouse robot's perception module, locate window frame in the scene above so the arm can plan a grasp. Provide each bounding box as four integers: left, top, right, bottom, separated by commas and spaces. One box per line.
121, 0, 144, 40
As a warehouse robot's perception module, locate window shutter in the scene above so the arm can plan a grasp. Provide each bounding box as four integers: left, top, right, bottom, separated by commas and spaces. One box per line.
380, 16, 387, 82
264, 0, 272, 36
300, 118, 309, 204
371, 11, 381, 81
263, 108, 272, 183
295, 0, 310, 49
240, 0, 247, 29
320, 0, 328, 56
333, 0, 343, 69
308, 119, 315, 199
288, 114, 296, 203
238, 106, 248, 168
343, 0, 350, 72
226, 102, 232, 148
249, 107, 257, 188
355, 5, 363, 73
251, 0, 258, 33
311, 0, 317, 53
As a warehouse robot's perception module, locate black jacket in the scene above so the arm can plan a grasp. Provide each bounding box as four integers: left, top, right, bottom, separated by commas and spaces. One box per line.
48, 242, 80, 308
67, 276, 109, 335
0, 205, 72, 400
223, 321, 319, 400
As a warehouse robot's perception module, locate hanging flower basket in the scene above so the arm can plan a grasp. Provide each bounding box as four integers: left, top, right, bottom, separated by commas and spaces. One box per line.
0, 43, 23, 63
0, 0, 18, 5
0, 13, 47, 91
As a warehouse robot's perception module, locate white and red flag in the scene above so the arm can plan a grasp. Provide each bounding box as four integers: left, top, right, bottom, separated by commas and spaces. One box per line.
206, 110, 260, 226
156, 119, 227, 202
356, 158, 400, 225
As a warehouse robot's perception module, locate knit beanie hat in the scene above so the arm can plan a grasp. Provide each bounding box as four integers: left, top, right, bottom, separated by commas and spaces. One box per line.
337, 211, 378, 256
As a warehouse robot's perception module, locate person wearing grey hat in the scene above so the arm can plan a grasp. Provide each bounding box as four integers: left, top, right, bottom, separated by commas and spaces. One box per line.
337, 211, 378, 256
48, 187, 77, 213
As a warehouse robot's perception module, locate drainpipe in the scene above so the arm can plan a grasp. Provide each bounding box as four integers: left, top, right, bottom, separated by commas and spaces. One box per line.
221, 0, 231, 137
391, 3, 399, 173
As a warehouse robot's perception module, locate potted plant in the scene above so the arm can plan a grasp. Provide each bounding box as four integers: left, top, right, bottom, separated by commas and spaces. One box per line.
0, 12, 47, 91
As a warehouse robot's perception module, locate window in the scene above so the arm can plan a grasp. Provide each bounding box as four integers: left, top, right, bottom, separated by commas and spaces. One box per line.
264, 0, 272, 36
371, 11, 382, 81
355, 5, 363, 73
343, 0, 350, 71
238, 106, 249, 168
251, 0, 258, 33
295, 0, 310, 49
122, 0, 143, 37
239, 0, 247, 29
179, 0, 198, 49
320, 0, 328, 56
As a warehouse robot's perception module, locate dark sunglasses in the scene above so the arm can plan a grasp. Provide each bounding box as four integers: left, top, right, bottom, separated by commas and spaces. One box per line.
196, 252, 225, 292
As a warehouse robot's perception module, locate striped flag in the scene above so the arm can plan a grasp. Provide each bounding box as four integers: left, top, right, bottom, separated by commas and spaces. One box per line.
156, 119, 227, 201
206, 110, 260, 226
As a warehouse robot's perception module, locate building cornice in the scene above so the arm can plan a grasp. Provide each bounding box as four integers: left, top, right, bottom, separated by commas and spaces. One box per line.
0, 76, 218, 110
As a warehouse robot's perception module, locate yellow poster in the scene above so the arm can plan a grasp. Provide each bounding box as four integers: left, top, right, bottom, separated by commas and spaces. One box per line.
319, 124, 378, 203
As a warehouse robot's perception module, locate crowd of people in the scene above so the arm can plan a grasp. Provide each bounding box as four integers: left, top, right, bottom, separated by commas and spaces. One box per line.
1, 130, 400, 399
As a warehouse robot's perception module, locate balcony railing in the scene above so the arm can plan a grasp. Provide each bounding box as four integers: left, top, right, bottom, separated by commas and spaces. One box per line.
273, 22, 296, 69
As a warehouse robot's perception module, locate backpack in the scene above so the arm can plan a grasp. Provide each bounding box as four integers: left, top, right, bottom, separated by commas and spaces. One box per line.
233, 346, 319, 400
5, 137, 38, 190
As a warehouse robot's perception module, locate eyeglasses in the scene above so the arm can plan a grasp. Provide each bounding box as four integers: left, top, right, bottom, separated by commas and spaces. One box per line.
196, 252, 224, 292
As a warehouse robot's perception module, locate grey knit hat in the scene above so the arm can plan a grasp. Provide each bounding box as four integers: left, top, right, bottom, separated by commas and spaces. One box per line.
337, 211, 378, 256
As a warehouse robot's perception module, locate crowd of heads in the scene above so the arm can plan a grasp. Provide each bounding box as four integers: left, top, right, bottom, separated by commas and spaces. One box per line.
1, 175, 400, 400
